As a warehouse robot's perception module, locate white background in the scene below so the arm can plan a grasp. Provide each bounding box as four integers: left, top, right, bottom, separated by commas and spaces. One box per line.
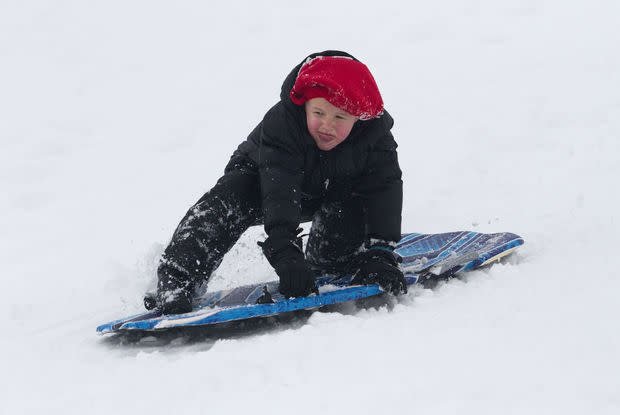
1, 1, 619, 413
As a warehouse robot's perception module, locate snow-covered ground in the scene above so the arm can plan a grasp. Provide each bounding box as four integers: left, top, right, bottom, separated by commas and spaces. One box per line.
2, 1, 619, 413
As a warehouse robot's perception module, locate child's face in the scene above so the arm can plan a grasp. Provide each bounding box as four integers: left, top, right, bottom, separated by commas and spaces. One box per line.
305, 98, 358, 151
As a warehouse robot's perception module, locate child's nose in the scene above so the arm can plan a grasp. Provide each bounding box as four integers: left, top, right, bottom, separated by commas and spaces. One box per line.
322, 118, 334, 129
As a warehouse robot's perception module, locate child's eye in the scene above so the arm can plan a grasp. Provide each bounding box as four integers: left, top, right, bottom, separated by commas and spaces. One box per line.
314, 111, 323, 116
335, 115, 344, 120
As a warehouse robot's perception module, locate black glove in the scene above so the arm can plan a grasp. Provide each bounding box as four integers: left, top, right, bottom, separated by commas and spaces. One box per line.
259, 229, 318, 298
350, 246, 408, 295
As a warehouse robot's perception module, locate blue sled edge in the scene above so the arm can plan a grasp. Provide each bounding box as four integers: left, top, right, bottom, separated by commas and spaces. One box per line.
96, 275, 419, 333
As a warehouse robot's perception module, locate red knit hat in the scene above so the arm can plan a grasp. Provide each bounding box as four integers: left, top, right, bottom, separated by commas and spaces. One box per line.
290, 56, 384, 120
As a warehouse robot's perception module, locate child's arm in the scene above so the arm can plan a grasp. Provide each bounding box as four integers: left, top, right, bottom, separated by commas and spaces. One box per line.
257, 106, 317, 298
347, 133, 406, 295
258, 106, 306, 238
354, 132, 403, 245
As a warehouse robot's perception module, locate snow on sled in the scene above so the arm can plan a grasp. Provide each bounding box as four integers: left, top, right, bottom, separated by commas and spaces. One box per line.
97, 231, 523, 334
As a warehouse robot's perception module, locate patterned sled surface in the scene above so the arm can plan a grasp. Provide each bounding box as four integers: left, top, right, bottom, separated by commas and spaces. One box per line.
97, 231, 523, 333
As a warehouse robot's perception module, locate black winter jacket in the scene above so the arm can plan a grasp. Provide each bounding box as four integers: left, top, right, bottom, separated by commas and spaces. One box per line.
231, 51, 403, 244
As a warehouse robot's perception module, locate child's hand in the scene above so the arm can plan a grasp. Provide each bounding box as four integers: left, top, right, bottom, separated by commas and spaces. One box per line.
349, 248, 407, 295
273, 257, 318, 299
258, 229, 318, 298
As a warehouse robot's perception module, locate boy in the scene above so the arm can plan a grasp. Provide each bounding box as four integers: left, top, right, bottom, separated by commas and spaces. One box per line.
150, 50, 406, 314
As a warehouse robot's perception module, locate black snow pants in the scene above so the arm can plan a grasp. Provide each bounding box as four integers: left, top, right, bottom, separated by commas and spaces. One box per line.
157, 163, 366, 293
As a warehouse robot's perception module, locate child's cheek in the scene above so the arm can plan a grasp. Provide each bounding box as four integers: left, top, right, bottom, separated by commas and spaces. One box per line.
306, 116, 320, 136
335, 123, 353, 140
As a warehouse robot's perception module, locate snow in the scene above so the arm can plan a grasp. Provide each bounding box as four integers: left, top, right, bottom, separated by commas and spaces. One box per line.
2, 0, 619, 413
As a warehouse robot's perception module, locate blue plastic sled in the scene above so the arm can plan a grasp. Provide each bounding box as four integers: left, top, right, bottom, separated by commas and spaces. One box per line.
97, 231, 523, 333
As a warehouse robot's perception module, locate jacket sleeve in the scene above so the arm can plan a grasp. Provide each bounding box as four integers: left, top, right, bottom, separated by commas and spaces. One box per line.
258, 105, 305, 237
354, 132, 403, 244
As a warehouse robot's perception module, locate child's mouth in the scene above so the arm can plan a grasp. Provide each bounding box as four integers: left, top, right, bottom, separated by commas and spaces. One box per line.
318, 132, 335, 141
